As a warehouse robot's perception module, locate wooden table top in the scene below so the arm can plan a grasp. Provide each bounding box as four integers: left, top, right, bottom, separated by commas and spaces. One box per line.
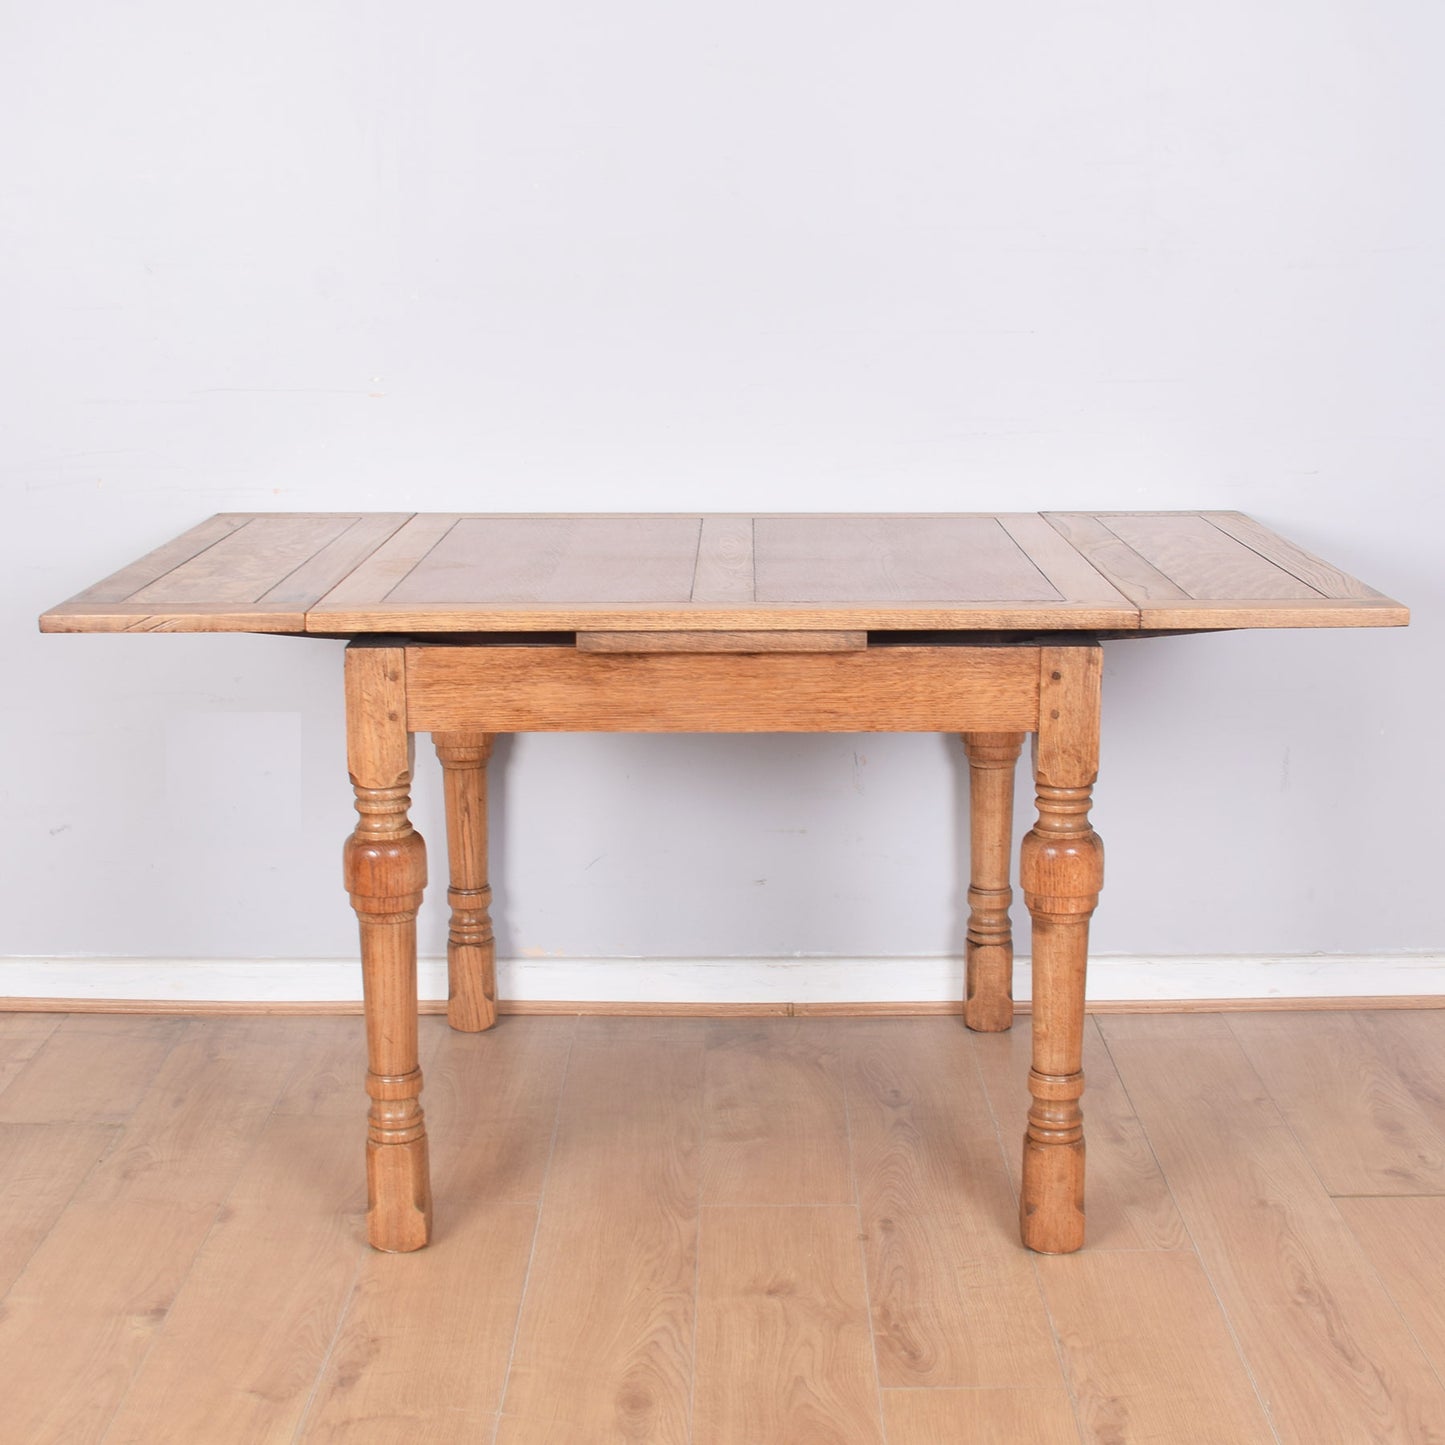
40, 511, 1407, 636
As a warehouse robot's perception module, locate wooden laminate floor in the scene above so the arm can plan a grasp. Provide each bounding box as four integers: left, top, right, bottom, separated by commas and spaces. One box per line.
2, 1009, 1445, 1444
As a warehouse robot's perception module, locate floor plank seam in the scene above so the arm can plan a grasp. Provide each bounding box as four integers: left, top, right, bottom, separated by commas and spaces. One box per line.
493, 1015, 579, 1430
290, 1241, 366, 1443
839, 1029, 891, 1445
1096, 1016, 1287, 1445
686, 1031, 709, 1445
63, 1018, 263, 1445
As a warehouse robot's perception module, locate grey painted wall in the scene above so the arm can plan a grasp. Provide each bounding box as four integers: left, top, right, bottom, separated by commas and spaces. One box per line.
4, 2, 1437, 966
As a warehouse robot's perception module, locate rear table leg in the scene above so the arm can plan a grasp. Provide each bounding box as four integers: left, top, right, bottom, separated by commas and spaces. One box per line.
962, 731, 1025, 1031
433, 732, 499, 1032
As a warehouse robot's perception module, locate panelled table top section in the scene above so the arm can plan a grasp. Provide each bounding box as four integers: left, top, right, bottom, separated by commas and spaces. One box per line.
40, 511, 1407, 636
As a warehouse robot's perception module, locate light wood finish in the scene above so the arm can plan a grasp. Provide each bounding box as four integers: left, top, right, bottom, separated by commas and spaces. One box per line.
693, 1205, 884, 1445
39, 512, 411, 632
0, 1121, 116, 1297
404, 644, 1042, 733
691, 514, 755, 602
0, 1017, 301, 1441
1336, 1196, 1445, 1380
883, 1387, 1082, 1444
1018, 646, 1103, 1253
499, 1029, 703, 1444
961, 731, 1025, 1031
433, 731, 499, 1033
0, 1014, 184, 1123
844, 1018, 1060, 1388
307, 1200, 536, 1444
1228, 1010, 1445, 1194
0, 1012, 62, 1094
576, 627, 867, 652
344, 641, 431, 1251
99, 1112, 363, 1444
1045, 510, 1407, 628
35, 513, 1408, 1271
1036, 1250, 1275, 1443
1100, 1012, 1445, 1442
44, 510, 1405, 634
10, 1011, 1445, 1441
702, 1018, 852, 1206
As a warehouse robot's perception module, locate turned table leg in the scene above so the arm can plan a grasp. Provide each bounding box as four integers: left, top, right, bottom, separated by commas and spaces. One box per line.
962, 731, 1025, 1032
343, 642, 432, 1252
433, 731, 499, 1032
1019, 646, 1103, 1254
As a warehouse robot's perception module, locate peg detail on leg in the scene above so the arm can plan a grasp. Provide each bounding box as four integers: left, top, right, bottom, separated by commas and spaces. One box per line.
434, 732, 498, 1032
1019, 648, 1103, 1254
962, 731, 1025, 1032
344, 642, 432, 1252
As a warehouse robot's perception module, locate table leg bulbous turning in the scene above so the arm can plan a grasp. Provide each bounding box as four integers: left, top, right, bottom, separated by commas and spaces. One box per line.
433, 732, 498, 1032
1019, 648, 1103, 1254
961, 731, 1025, 1032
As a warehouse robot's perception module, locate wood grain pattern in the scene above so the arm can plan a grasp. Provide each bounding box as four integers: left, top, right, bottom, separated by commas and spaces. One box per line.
387, 515, 702, 605
1206, 512, 1388, 600
754, 515, 1061, 603
0, 1014, 184, 1123
883, 1387, 1081, 1444
1228, 1010, 1445, 1195
692, 515, 755, 602
304, 1199, 537, 1444
1101, 513, 1322, 600
8, 1011, 1445, 1441
1349, 1009, 1445, 1145
844, 1018, 1059, 1388
996, 512, 1134, 606
405, 644, 1042, 733
39, 513, 411, 633
1099, 1012, 1445, 1443
499, 1032, 703, 1445
101, 1113, 363, 1445
1038, 1250, 1275, 1443
0, 1012, 63, 1096
703, 1018, 852, 1206
0, 1019, 300, 1441
0, 1121, 116, 1297
693, 1205, 884, 1445
1041, 513, 1189, 602
1336, 1196, 1445, 1380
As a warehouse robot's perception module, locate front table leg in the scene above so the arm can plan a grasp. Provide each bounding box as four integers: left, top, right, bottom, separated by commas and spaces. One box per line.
1019, 647, 1104, 1254
343, 642, 432, 1251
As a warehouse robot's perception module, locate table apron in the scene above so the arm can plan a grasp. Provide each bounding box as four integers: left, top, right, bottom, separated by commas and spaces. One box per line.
403, 644, 1043, 734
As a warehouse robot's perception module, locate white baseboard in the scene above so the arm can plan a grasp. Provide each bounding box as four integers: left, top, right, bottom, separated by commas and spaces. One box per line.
2, 953, 1442, 1007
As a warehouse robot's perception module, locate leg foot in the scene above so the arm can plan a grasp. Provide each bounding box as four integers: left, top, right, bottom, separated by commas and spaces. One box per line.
366, 1109, 432, 1251
962, 731, 1025, 1032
